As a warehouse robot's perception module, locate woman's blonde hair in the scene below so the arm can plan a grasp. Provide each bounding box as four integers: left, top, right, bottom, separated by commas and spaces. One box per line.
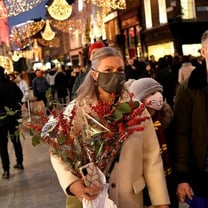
76, 47, 124, 101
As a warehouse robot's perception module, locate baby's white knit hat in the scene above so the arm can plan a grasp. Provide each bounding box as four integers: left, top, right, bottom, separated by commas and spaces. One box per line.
129, 78, 163, 101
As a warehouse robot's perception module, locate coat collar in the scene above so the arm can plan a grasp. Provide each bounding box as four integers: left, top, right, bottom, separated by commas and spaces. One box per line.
188, 60, 207, 89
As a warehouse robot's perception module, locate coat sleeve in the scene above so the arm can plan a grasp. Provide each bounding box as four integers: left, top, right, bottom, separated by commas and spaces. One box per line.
173, 80, 192, 183
50, 154, 79, 195
32, 79, 37, 97
142, 109, 170, 205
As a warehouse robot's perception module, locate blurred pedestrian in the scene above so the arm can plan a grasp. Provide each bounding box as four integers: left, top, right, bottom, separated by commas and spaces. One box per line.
178, 55, 195, 84
15, 73, 30, 107
71, 41, 105, 99
156, 57, 175, 109
55, 67, 68, 105
0, 66, 24, 179
140, 61, 156, 79
124, 57, 140, 80
32, 69, 48, 107
68, 65, 82, 101
46, 63, 58, 100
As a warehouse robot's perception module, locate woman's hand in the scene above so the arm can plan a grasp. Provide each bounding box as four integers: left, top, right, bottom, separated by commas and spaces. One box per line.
69, 179, 102, 201
176, 183, 194, 202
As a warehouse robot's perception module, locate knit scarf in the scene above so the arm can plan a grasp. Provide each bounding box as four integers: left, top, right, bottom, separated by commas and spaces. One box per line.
153, 111, 172, 176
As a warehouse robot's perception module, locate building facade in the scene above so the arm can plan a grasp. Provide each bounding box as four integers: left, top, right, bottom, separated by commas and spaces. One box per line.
140, 0, 208, 60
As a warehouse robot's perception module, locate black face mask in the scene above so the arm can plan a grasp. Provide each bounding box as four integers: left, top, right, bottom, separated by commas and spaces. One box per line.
97, 71, 125, 95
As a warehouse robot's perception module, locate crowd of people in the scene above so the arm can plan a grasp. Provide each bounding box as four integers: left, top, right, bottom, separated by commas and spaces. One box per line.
1, 30, 208, 208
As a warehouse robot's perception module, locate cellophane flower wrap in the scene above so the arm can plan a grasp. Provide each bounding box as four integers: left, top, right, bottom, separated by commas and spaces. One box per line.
28, 96, 149, 178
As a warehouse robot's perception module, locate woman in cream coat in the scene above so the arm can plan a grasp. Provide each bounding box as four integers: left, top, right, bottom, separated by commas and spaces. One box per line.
50, 47, 170, 208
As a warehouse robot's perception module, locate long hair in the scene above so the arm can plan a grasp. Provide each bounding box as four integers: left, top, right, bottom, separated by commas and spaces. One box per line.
76, 47, 124, 101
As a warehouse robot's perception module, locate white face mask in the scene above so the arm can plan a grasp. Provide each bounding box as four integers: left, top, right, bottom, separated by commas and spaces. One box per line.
145, 91, 163, 111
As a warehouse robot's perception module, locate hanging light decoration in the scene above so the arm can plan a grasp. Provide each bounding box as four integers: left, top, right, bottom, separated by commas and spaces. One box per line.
47, 0, 73, 21
38, 37, 60, 48
50, 19, 82, 33
11, 21, 45, 40
3, 0, 44, 18
83, 0, 126, 10
41, 20, 56, 41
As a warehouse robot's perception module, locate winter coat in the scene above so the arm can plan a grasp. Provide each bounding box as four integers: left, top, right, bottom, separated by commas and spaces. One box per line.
0, 76, 23, 127
55, 72, 68, 98
17, 79, 30, 102
32, 76, 48, 97
50, 95, 170, 208
46, 70, 58, 86
174, 60, 208, 187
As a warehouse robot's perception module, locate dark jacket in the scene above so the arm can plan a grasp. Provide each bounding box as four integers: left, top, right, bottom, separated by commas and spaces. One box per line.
174, 60, 208, 187
32, 76, 48, 97
55, 72, 68, 98
0, 75, 23, 127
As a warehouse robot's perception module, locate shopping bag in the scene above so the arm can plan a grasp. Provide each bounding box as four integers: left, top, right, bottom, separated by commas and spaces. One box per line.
185, 195, 208, 208
82, 168, 117, 208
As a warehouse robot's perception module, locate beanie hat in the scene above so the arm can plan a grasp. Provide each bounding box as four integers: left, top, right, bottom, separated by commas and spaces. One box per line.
88, 41, 105, 58
129, 78, 163, 101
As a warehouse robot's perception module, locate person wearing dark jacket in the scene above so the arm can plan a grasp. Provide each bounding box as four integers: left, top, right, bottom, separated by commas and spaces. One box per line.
46, 63, 58, 100
0, 66, 24, 179
32, 69, 48, 107
174, 30, 208, 204
55, 67, 68, 105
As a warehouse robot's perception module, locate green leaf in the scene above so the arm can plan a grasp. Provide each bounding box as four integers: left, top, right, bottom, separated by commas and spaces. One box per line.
113, 110, 123, 121
133, 101, 140, 109
46, 88, 52, 99
57, 134, 68, 145
32, 135, 41, 146
117, 102, 131, 113
6, 111, 16, 116
4, 106, 11, 112
0, 115, 7, 120
4, 106, 17, 116
74, 139, 82, 155
15, 129, 19, 138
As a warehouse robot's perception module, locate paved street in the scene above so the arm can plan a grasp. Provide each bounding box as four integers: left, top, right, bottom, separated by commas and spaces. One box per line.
0, 117, 66, 208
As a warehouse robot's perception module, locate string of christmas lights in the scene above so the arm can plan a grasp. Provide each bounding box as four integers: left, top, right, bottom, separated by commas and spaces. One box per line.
4, 0, 44, 17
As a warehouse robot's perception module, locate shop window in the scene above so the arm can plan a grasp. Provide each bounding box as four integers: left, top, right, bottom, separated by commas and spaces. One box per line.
158, 0, 168, 24
182, 44, 201, 56
128, 27, 135, 48
144, 0, 152, 29
136, 25, 142, 59
180, 0, 196, 19
124, 30, 128, 57
148, 42, 174, 61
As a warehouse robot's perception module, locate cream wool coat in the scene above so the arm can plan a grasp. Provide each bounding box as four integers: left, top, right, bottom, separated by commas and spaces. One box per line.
50, 98, 170, 208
